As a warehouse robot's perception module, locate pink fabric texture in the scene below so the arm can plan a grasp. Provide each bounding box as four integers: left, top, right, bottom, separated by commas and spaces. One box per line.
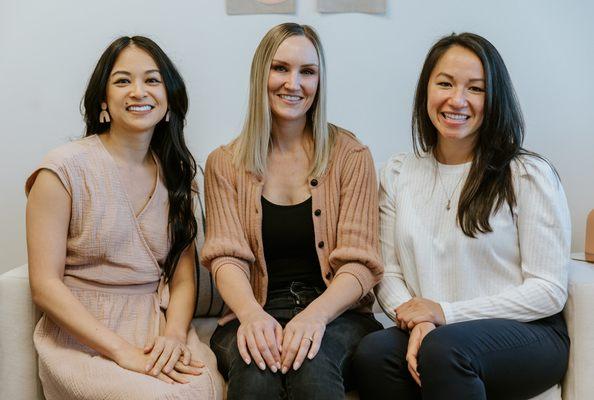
26, 135, 223, 400
200, 126, 384, 320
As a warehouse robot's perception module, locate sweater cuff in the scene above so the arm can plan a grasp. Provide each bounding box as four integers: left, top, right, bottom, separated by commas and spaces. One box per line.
334, 262, 380, 299
211, 256, 250, 284
438, 301, 455, 325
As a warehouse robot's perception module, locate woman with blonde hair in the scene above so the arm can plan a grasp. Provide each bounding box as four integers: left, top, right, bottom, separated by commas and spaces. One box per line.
202, 23, 384, 399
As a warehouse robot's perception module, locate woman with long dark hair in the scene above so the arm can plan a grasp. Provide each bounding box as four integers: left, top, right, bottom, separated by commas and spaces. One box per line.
201, 23, 384, 399
353, 33, 570, 399
26, 36, 223, 399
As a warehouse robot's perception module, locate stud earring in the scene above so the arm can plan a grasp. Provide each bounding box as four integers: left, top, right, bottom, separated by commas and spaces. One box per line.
165, 110, 171, 122
99, 102, 110, 123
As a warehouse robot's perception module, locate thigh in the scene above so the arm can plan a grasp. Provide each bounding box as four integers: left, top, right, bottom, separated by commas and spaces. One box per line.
418, 314, 569, 400
352, 326, 421, 400
210, 320, 284, 400
285, 312, 382, 399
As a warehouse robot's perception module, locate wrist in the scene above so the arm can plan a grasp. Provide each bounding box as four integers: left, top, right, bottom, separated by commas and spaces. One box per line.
108, 338, 135, 364
303, 301, 331, 324
163, 327, 188, 343
236, 302, 264, 322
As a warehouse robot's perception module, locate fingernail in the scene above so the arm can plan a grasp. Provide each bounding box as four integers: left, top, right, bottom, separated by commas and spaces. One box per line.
281, 366, 288, 374
258, 362, 266, 370
271, 365, 277, 373
293, 362, 300, 370
244, 358, 251, 365
276, 362, 281, 369
145, 365, 151, 372
307, 353, 313, 360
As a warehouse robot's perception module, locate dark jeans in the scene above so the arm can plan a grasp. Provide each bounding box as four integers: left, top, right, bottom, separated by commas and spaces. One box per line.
210, 282, 383, 400
353, 313, 569, 400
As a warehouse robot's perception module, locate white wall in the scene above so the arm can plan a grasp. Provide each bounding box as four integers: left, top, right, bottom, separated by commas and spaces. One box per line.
1, 0, 593, 273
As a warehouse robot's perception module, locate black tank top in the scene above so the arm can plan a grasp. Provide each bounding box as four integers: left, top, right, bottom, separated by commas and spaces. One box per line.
261, 196, 325, 292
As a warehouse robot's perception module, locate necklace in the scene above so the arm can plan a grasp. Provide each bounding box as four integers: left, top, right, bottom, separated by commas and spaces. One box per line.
436, 163, 466, 211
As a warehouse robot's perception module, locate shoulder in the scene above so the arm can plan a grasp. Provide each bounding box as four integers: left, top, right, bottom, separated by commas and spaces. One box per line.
206, 142, 235, 168
379, 152, 419, 190
42, 135, 100, 168
331, 124, 368, 155
511, 153, 560, 189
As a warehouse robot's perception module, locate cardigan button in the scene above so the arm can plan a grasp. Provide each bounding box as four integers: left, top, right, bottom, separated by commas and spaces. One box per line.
314, 209, 321, 216
325, 272, 332, 280
310, 179, 318, 187
318, 241, 324, 249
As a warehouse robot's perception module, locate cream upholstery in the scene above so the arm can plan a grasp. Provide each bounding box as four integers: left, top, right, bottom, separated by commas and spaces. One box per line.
2, 260, 593, 399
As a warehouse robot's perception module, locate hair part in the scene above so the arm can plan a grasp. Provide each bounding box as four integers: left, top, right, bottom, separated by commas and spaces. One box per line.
412, 32, 536, 237
233, 22, 334, 178
82, 36, 197, 282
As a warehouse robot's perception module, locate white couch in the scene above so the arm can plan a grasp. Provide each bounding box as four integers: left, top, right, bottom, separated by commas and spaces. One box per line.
2, 260, 593, 400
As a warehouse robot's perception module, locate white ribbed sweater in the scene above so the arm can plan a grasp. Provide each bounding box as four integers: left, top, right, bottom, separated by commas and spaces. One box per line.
375, 152, 571, 324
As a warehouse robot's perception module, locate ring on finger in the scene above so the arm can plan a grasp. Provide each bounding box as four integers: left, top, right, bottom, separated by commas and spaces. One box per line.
302, 337, 314, 343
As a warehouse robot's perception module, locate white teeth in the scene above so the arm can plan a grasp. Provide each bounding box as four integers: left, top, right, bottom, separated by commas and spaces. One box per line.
279, 95, 301, 101
128, 105, 152, 112
443, 112, 468, 120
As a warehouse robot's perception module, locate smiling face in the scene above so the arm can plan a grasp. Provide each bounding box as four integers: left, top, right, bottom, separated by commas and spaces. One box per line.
427, 45, 486, 148
267, 35, 320, 125
105, 45, 168, 135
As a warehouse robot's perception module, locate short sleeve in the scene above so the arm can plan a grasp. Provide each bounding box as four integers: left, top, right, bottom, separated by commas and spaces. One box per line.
25, 147, 74, 197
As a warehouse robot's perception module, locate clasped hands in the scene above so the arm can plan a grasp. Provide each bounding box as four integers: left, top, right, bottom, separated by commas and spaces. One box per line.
237, 307, 326, 374
114, 334, 204, 384
396, 297, 445, 387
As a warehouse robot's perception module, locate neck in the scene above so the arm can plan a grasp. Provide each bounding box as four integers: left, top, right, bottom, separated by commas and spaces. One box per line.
270, 117, 310, 153
100, 126, 153, 165
434, 138, 475, 165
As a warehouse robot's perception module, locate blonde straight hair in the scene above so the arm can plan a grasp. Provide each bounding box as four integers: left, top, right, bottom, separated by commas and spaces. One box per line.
233, 23, 334, 178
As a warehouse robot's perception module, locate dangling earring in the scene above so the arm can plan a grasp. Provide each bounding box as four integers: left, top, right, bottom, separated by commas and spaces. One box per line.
165, 109, 171, 122
99, 102, 110, 123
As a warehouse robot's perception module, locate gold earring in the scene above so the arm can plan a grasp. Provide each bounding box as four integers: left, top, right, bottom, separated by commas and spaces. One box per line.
99, 102, 110, 123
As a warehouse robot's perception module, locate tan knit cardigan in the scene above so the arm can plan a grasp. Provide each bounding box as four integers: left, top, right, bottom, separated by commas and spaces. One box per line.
200, 127, 384, 313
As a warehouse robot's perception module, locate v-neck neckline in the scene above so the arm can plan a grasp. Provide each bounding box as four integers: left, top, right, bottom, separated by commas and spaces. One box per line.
94, 134, 160, 220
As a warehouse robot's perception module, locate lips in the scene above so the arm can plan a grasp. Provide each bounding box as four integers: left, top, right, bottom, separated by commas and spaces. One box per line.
442, 112, 469, 121
126, 104, 154, 112
277, 94, 303, 104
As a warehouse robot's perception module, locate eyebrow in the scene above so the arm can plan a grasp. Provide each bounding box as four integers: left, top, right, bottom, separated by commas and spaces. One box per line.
271, 59, 319, 68
111, 69, 161, 77
436, 72, 484, 83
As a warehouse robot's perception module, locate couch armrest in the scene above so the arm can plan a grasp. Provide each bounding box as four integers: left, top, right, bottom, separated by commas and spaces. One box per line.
562, 259, 594, 400
0, 264, 44, 400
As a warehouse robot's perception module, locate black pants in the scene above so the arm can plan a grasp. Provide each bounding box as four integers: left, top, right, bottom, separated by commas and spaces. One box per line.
210, 282, 383, 400
353, 313, 569, 400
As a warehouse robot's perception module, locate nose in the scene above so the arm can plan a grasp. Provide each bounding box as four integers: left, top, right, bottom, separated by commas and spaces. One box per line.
130, 80, 147, 99
448, 87, 467, 108
284, 71, 301, 91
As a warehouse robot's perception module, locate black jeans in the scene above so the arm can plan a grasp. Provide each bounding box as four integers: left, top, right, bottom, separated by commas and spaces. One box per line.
210, 282, 383, 400
353, 313, 569, 400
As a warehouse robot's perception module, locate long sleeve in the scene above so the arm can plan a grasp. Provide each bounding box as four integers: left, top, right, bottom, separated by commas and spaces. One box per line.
199, 147, 255, 283
439, 157, 571, 324
374, 154, 414, 321
329, 146, 384, 298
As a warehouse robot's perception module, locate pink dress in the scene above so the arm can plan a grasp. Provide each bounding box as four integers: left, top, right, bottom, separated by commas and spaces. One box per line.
26, 135, 224, 400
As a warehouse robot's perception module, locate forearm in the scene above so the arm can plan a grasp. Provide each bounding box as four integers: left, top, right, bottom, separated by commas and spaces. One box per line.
31, 278, 131, 360
304, 273, 362, 324
164, 279, 195, 341
439, 277, 567, 324
216, 264, 262, 321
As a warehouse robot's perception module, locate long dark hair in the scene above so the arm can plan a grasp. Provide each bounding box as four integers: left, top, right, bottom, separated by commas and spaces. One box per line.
412, 32, 538, 237
82, 36, 197, 282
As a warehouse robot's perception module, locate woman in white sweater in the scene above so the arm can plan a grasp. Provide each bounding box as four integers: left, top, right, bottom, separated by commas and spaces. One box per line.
353, 33, 571, 399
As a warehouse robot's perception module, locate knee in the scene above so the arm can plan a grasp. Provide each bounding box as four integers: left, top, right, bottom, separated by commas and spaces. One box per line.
353, 329, 408, 375
352, 331, 388, 372
418, 327, 472, 377
227, 364, 282, 399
